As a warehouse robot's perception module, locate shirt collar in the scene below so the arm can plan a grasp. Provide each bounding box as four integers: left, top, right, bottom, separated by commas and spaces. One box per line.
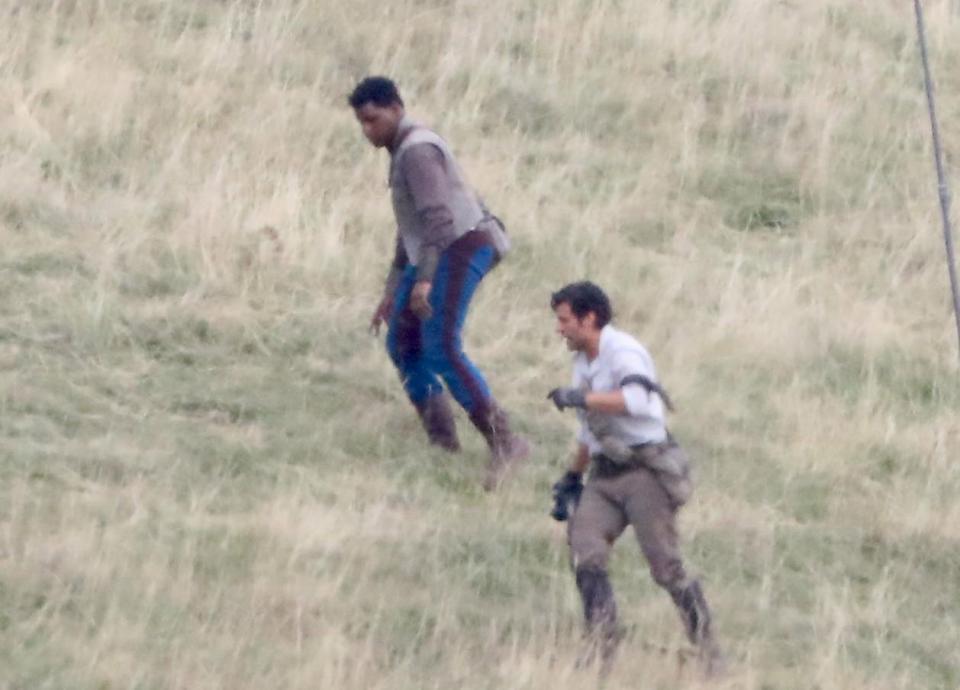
579, 325, 614, 373
597, 324, 615, 356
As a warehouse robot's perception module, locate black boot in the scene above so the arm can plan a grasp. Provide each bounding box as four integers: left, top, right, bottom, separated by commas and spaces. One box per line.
575, 566, 622, 669
468, 401, 530, 490
670, 580, 725, 676
414, 393, 461, 452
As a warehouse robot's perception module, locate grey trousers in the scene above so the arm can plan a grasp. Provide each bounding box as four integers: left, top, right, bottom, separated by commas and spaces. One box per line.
568, 465, 688, 591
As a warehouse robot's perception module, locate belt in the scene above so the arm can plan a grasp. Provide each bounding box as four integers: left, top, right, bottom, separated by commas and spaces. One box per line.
590, 440, 673, 479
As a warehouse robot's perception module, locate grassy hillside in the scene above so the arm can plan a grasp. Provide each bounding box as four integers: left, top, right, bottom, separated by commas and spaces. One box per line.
2, 1, 960, 688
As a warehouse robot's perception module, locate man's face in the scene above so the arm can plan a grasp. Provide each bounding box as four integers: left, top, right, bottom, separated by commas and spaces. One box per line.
354, 101, 404, 148
554, 302, 596, 352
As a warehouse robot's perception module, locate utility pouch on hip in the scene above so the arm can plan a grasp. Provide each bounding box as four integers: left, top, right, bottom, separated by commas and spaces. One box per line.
594, 438, 694, 508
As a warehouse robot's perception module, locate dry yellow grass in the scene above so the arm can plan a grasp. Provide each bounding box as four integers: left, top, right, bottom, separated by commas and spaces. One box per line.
2, 1, 960, 688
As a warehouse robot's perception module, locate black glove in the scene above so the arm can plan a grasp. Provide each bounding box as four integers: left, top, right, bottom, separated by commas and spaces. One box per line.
550, 471, 584, 522
547, 387, 587, 411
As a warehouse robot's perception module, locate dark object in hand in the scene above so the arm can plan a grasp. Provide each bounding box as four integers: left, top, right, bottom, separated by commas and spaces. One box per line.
547, 387, 587, 411
550, 471, 584, 522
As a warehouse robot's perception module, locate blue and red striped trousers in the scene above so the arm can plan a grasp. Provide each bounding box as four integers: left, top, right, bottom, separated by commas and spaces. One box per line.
386, 230, 498, 416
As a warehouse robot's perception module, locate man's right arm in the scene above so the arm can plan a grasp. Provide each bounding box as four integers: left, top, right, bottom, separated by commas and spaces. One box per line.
370, 233, 408, 335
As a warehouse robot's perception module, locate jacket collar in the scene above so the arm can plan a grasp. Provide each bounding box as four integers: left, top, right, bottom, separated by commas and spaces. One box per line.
388, 115, 418, 154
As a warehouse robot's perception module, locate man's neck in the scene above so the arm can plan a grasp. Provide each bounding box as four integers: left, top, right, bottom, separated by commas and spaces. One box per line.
387, 114, 412, 153
584, 332, 602, 362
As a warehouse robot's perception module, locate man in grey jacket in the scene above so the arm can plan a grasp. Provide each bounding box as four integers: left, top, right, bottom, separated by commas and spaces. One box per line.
349, 76, 529, 489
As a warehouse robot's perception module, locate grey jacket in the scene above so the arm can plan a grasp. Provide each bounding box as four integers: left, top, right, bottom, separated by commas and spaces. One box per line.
386, 118, 486, 285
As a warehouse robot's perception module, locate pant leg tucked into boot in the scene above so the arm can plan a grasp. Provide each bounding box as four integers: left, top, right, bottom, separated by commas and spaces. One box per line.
669, 580, 712, 645
669, 579, 725, 675
468, 401, 530, 490
414, 393, 461, 452
574, 565, 622, 667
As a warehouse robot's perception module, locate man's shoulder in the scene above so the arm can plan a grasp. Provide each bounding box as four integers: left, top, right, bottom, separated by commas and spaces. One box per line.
603, 325, 648, 355
603, 326, 656, 374
398, 126, 446, 153
394, 128, 450, 177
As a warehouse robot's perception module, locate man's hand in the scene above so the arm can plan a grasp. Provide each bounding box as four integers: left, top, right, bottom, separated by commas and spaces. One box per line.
411, 280, 433, 320
547, 387, 587, 411
369, 295, 393, 335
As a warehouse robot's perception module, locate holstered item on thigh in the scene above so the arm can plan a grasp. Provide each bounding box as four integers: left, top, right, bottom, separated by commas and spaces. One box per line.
646, 443, 693, 508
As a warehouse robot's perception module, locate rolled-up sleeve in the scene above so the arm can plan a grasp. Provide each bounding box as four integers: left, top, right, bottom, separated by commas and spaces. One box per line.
611, 349, 660, 417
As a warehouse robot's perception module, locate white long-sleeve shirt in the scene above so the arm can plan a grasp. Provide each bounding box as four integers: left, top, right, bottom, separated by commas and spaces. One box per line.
571, 324, 668, 455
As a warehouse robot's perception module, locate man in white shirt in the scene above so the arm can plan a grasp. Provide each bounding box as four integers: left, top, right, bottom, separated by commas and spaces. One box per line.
546, 281, 722, 673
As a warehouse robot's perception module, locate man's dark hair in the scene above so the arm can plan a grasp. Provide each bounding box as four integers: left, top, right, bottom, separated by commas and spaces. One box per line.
348, 76, 404, 109
550, 281, 613, 328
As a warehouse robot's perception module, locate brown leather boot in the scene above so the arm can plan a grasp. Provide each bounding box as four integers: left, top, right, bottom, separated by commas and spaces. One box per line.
414, 393, 461, 452
468, 401, 530, 490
